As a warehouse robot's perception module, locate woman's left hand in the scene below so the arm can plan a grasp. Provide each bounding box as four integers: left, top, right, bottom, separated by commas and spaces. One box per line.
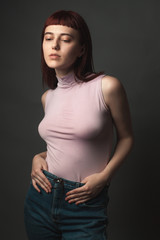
65, 172, 108, 205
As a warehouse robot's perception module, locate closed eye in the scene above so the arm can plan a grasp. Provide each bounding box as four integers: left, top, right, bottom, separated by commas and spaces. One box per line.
62, 39, 71, 43
46, 38, 52, 41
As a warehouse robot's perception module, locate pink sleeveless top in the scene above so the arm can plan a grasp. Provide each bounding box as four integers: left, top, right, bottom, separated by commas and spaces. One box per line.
38, 72, 113, 182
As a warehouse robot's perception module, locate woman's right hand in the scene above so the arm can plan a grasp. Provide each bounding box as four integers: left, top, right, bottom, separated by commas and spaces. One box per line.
31, 152, 52, 193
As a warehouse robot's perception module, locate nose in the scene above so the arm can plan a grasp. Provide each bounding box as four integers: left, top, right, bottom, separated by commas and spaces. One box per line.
52, 38, 60, 50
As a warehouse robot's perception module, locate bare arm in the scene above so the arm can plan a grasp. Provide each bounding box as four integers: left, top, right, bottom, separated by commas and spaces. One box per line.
65, 76, 134, 204
100, 75, 134, 182
31, 90, 52, 193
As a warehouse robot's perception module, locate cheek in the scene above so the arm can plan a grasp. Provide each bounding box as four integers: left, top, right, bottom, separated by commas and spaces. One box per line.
42, 45, 50, 64
66, 46, 80, 61
42, 44, 47, 57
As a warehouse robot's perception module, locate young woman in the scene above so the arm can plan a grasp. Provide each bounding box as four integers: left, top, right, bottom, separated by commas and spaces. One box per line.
24, 10, 133, 240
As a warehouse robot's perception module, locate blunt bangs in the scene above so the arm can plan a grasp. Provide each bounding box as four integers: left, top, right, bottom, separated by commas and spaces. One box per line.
41, 10, 103, 89
44, 10, 80, 31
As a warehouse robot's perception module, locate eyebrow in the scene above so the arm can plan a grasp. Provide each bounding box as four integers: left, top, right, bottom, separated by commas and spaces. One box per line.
44, 32, 74, 38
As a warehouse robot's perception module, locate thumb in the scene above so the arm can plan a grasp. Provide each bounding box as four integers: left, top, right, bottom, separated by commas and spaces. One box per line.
81, 177, 88, 184
41, 161, 48, 171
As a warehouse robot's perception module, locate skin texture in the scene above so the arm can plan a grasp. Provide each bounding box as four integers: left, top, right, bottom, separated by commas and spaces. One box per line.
42, 25, 84, 77
31, 25, 134, 204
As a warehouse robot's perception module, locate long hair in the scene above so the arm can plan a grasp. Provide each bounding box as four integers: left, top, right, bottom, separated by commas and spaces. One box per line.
41, 10, 104, 89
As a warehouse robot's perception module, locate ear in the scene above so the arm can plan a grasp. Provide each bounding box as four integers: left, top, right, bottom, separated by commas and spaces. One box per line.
78, 45, 85, 58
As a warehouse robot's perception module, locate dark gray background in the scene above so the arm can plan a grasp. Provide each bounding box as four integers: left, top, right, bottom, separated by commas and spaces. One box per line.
1, 0, 160, 239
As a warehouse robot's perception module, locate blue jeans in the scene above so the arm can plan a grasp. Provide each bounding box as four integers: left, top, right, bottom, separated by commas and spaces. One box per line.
24, 170, 109, 240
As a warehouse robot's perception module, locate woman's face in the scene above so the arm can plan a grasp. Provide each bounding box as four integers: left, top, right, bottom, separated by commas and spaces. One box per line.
43, 25, 84, 77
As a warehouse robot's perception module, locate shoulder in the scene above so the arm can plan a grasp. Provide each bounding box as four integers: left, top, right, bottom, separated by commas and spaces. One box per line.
102, 75, 123, 93
101, 75, 126, 105
41, 89, 50, 110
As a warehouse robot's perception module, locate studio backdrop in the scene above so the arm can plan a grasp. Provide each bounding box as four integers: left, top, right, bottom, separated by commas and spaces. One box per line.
1, 0, 160, 239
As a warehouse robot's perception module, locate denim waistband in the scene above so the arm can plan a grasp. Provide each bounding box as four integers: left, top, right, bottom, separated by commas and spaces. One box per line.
43, 170, 85, 188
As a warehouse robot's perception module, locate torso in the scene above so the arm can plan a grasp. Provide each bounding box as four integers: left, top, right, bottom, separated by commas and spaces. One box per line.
39, 72, 114, 182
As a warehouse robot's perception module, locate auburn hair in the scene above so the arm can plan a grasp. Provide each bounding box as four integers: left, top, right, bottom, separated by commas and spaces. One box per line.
41, 10, 104, 89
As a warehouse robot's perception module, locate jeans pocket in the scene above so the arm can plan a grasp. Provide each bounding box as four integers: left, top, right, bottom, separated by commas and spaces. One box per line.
79, 185, 109, 208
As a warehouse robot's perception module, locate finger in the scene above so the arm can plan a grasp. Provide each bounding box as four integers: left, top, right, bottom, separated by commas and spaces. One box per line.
67, 192, 97, 204
65, 191, 88, 201
34, 174, 51, 192
32, 176, 50, 193
36, 170, 52, 188
66, 185, 87, 196
32, 170, 52, 190
68, 194, 92, 203
32, 179, 41, 193
75, 198, 91, 205
68, 196, 91, 205
32, 172, 51, 193
68, 196, 89, 203
41, 162, 48, 172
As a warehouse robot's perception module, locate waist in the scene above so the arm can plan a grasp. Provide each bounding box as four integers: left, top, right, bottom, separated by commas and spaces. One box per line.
43, 170, 84, 188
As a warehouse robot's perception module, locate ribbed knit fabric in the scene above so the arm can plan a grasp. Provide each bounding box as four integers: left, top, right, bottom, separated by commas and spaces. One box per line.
38, 72, 113, 182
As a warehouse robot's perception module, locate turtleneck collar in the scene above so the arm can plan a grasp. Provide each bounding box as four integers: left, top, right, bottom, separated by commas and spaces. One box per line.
56, 71, 81, 89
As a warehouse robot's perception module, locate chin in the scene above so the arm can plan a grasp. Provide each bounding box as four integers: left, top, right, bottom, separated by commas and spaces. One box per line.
46, 63, 59, 69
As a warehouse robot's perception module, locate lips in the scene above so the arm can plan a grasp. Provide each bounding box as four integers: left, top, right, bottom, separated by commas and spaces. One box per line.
49, 54, 60, 60
49, 54, 60, 57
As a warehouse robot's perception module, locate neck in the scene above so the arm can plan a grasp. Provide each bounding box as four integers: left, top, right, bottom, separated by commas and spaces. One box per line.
55, 68, 74, 78
56, 71, 81, 89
